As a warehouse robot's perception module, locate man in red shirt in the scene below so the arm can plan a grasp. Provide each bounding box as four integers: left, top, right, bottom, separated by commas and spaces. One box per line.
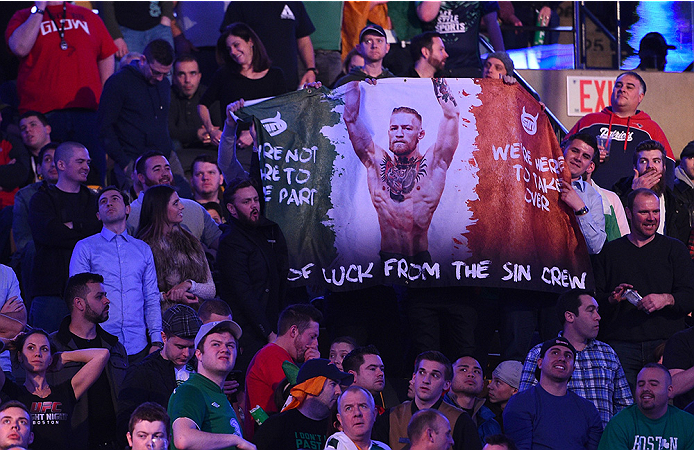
244, 304, 322, 437
6, 1, 117, 186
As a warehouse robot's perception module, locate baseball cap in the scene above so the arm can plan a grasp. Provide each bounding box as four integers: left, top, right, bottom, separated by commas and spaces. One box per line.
162, 304, 202, 340
492, 360, 523, 389
194, 319, 243, 350
639, 32, 676, 56
539, 336, 577, 358
296, 358, 354, 385
359, 24, 386, 42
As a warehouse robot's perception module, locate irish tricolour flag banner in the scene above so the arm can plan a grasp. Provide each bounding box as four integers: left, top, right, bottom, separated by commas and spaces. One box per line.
235, 78, 593, 293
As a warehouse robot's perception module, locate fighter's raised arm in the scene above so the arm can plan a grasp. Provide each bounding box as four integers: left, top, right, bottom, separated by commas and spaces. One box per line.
343, 81, 377, 167
431, 78, 460, 168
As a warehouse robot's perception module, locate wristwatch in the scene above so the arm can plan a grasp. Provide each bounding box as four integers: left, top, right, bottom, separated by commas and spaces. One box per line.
574, 206, 589, 216
30, 5, 44, 14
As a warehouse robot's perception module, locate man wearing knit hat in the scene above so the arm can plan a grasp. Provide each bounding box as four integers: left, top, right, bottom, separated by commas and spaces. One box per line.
253, 358, 353, 450
504, 337, 602, 450
486, 360, 522, 431
168, 319, 255, 450
518, 289, 632, 429
482, 52, 514, 82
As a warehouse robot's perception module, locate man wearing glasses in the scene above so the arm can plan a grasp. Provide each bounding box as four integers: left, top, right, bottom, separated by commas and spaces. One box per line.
98, 38, 185, 189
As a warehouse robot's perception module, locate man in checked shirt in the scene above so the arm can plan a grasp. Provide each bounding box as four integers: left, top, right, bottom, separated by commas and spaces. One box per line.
518, 288, 633, 428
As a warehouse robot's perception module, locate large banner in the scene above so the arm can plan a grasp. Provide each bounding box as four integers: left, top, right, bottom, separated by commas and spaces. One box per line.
236, 78, 594, 293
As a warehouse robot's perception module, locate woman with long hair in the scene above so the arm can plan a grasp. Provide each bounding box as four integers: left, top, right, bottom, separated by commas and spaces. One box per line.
137, 185, 215, 310
0, 330, 108, 450
198, 22, 287, 168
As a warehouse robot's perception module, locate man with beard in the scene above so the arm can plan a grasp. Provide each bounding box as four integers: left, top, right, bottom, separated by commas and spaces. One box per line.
70, 186, 162, 363
504, 337, 602, 450
125, 151, 221, 248
593, 189, 694, 392
613, 140, 690, 245
344, 76, 459, 260
244, 304, 322, 438
443, 356, 500, 445
48, 273, 128, 450
400, 32, 448, 78
598, 363, 694, 449
254, 359, 352, 450
519, 289, 632, 429
217, 177, 288, 377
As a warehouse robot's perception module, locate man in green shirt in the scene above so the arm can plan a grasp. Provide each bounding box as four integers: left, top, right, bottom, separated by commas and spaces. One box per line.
598, 363, 694, 449
168, 320, 255, 450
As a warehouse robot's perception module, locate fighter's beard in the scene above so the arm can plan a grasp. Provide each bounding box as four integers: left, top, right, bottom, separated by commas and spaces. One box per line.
381, 154, 427, 202
651, 175, 666, 196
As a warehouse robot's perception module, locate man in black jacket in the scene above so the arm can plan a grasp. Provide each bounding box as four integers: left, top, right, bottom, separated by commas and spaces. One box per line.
217, 177, 289, 375
116, 304, 202, 442
48, 272, 128, 450
27, 142, 101, 332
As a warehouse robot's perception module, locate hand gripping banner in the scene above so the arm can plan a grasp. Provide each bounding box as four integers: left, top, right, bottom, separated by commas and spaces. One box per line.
235, 78, 594, 293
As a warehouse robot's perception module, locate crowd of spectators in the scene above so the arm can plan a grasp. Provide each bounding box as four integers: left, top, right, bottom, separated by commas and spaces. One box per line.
0, 2, 693, 450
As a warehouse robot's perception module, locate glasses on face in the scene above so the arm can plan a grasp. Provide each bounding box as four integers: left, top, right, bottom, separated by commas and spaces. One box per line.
148, 63, 171, 78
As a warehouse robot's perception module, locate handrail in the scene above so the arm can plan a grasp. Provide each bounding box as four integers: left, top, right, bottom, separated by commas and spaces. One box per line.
478, 37, 569, 141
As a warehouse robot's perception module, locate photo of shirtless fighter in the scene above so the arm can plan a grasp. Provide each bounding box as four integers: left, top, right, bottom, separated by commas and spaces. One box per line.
343, 78, 460, 260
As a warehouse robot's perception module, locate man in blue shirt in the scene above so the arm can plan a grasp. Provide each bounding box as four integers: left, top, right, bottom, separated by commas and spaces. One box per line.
519, 289, 633, 428
70, 186, 162, 364
504, 337, 603, 450
559, 133, 607, 254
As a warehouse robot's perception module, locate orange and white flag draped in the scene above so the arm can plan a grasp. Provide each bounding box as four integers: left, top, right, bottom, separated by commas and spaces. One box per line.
235, 78, 593, 293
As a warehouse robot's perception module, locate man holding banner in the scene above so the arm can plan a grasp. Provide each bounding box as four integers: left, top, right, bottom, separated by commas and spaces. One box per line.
343, 78, 459, 262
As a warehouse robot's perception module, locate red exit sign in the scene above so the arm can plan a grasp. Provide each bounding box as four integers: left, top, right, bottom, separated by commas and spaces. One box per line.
566, 76, 615, 117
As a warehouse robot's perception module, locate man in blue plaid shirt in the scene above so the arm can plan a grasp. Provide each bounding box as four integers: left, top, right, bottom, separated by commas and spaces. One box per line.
518, 289, 633, 428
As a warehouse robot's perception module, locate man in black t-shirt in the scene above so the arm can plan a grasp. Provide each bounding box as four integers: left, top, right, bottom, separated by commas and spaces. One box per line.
48, 273, 128, 450
253, 359, 353, 450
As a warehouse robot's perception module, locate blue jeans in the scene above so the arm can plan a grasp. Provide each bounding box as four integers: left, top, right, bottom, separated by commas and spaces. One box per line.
120, 24, 174, 56
29, 295, 69, 333
46, 109, 106, 186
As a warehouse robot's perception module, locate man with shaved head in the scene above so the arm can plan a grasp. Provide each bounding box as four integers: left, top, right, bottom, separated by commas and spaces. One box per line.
28, 142, 101, 332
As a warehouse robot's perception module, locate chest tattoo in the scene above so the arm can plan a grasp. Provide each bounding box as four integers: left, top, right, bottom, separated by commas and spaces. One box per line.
380, 154, 427, 202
